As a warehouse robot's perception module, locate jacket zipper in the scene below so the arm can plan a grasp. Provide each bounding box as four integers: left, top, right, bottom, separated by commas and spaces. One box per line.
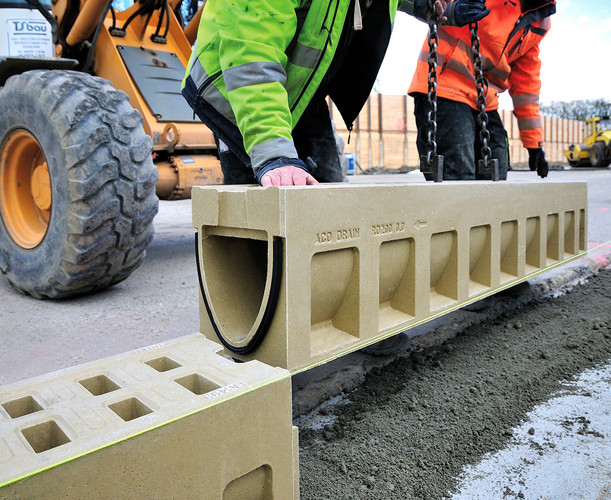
440, 41, 459, 75
290, 0, 341, 113
508, 28, 527, 56
197, 70, 222, 96
320, 0, 334, 39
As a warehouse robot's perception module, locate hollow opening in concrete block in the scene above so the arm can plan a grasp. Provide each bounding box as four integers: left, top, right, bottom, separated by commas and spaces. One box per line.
201, 234, 268, 345
547, 213, 560, 263
579, 209, 586, 251
2, 395, 43, 419
564, 211, 576, 256
21, 420, 70, 453
174, 374, 221, 395
311, 247, 360, 355
223, 464, 272, 500
145, 356, 182, 372
430, 231, 458, 311
109, 397, 152, 422
525, 217, 541, 272
378, 238, 415, 331
79, 374, 121, 396
469, 225, 492, 295
501, 220, 520, 280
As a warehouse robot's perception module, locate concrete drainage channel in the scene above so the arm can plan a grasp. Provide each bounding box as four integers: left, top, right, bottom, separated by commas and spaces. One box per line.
292, 246, 611, 419
0, 181, 602, 498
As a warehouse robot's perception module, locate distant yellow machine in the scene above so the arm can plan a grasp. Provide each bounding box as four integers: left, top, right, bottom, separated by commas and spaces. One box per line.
565, 116, 611, 168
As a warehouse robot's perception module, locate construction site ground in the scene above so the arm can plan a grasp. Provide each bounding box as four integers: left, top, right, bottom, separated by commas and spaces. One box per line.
1, 167, 610, 498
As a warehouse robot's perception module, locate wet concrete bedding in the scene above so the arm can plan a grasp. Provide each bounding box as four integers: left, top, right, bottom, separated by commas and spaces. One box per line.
298, 269, 611, 499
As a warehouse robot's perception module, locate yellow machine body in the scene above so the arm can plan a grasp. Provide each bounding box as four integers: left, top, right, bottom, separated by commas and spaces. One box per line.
565, 116, 611, 168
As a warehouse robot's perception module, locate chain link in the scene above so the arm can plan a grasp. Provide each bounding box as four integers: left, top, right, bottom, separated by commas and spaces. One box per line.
424, 11, 439, 167
470, 21, 492, 169
423, 11, 498, 180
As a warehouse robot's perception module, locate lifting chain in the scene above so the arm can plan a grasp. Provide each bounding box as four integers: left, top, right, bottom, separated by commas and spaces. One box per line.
470, 21, 499, 181
421, 13, 499, 182
419, 10, 444, 182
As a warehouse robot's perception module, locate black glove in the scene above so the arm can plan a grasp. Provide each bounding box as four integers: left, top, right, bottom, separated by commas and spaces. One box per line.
443, 0, 491, 27
527, 148, 549, 178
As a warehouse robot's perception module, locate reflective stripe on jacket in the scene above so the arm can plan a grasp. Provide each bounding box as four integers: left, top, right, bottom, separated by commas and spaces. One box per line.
183, 0, 406, 172
408, 0, 555, 149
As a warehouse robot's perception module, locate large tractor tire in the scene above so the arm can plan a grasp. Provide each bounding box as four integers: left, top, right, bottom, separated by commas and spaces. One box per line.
590, 142, 610, 168
0, 70, 158, 299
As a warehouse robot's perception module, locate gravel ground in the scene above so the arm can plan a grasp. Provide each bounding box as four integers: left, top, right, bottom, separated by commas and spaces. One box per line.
452, 363, 611, 499
298, 268, 611, 499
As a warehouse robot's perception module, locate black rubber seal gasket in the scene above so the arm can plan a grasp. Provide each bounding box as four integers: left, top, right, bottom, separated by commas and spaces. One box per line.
194, 232, 283, 355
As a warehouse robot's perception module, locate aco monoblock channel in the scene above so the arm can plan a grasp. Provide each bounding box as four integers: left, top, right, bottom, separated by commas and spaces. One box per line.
0, 334, 298, 499
192, 181, 588, 372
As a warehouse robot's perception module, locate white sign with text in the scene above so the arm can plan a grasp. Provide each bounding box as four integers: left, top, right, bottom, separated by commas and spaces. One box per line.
1, 9, 53, 58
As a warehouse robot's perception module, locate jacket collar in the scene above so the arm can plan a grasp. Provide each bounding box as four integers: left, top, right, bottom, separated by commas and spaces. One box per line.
520, 0, 556, 16
503, 0, 555, 56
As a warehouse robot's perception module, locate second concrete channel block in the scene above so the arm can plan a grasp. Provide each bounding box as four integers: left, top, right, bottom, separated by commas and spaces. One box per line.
192, 181, 587, 372
0, 334, 297, 499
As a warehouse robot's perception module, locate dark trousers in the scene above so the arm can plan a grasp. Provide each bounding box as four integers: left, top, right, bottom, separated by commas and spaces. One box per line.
413, 93, 509, 181
217, 94, 344, 185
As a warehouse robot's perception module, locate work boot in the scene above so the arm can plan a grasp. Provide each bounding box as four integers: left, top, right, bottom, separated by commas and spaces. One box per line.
360, 332, 411, 356
497, 280, 531, 298
462, 280, 531, 312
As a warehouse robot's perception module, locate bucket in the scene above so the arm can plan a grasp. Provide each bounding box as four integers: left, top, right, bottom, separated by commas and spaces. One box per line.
344, 153, 355, 175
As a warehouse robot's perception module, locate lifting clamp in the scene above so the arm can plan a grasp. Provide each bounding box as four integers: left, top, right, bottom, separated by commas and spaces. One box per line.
419, 13, 500, 182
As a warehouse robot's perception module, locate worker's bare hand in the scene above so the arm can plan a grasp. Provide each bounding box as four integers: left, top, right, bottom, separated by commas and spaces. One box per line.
434, 0, 448, 15
260, 166, 319, 187
434, 0, 448, 22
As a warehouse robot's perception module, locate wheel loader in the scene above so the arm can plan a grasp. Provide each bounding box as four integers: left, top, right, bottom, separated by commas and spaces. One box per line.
564, 115, 611, 168
0, 0, 222, 299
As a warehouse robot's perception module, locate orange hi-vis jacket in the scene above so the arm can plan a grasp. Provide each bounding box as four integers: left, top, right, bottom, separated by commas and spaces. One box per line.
408, 0, 556, 149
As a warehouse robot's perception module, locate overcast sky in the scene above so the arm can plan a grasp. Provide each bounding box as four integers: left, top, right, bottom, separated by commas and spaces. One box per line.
377, 0, 611, 108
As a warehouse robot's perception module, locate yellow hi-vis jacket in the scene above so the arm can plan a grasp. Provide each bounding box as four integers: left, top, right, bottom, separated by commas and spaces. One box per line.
409, 0, 555, 149
183, 0, 409, 172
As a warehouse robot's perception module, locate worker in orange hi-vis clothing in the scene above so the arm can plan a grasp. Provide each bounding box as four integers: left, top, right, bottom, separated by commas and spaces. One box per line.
408, 0, 556, 180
